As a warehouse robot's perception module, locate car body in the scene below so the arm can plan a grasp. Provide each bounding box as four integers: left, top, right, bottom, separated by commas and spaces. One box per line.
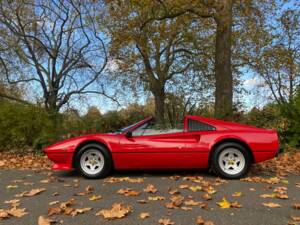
44, 115, 280, 178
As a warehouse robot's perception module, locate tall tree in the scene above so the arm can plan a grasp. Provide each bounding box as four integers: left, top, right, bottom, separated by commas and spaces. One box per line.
105, 1, 210, 123
0, 0, 110, 112
142, 0, 234, 120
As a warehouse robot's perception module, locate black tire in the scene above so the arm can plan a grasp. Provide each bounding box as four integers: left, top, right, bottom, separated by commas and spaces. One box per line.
210, 142, 251, 179
75, 143, 112, 179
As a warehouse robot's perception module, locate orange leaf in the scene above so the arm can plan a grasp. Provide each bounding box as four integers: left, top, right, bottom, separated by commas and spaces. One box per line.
96, 203, 132, 220
293, 203, 300, 209
117, 188, 140, 196
139, 212, 150, 219
15, 188, 46, 197
38, 216, 56, 225
143, 184, 157, 193
148, 196, 165, 201
262, 202, 281, 208
158, 218, 175, 225
7, 207, 28, 218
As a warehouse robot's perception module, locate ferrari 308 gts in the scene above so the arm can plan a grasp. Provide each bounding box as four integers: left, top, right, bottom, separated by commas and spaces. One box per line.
44, 116, 280, 179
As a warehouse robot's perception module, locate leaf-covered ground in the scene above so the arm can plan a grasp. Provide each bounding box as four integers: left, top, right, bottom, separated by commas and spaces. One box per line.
0, 152, 300, 225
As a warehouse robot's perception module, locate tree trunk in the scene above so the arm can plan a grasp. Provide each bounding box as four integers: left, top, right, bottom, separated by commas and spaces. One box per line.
152, 87, 166, 124
214, 0, 233, 120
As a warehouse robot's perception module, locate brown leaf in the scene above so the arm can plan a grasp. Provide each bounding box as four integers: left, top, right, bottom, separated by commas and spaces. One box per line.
178, 184, 189, 189
204, 186, 217, 195
96, 203, 132, 220
15, 188, 46, 197
202, 193, 212, 201
197, 216, 205, 224
158, 218, 175, 225
4, 199, 20, 207
231, 201, 242, 208
48, 207, 62, 216
291, 215, 300, 222
169, 175, 181, 181
165, 195, 184, 209
275, 193, 289, 199
69, 207, 92, 217
148, 196, 165, 201
241, 176, 280, 184
262, 202, 281, 208
63, 207, 75, 216
60, 198, 76, 209
139, 212, 150, 219
117, 188, 140, 196
184, 200, 203, 206
143, 184, 157, 193
260, 193, 276, 198
293, 203, 300, 209
197, 216, 215, 225
0, 209, 9, 219
7, 207, 28, 218
38, 216, 57, 225
75, 185, 94, 196
105, 177, 144, 183
168, 188, 180, 195
273, 187, 287, 194
49, 201, 59, 206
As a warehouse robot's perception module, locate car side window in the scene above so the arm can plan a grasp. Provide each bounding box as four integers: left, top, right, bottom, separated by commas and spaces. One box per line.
188, 119, 215, 132
132, 121, 184, 136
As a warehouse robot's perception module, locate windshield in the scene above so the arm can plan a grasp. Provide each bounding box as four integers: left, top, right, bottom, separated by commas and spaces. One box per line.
113, 121, 143, 134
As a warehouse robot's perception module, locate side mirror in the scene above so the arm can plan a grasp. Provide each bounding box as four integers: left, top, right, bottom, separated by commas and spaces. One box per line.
125, 130, 132, 138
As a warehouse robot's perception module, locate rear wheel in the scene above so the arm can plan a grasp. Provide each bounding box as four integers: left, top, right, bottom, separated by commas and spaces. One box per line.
211, 142, 251, 179
75, 143, 112, 179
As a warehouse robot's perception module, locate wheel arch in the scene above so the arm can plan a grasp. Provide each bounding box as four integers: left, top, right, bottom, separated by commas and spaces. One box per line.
72, 140, 113, 168
208, 138, 254, 166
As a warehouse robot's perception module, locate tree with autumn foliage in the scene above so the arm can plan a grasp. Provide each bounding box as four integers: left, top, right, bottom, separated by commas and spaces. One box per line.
104, 0, 213, 124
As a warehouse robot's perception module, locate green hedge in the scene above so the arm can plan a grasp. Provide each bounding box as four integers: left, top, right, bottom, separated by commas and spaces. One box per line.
0, 101, 55, 151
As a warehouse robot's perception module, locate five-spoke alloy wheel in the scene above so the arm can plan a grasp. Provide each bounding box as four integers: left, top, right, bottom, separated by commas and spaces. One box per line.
76, 143, 112, 179
211, 142, 251, 179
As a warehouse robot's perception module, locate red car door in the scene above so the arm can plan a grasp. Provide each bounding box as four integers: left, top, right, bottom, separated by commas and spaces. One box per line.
115, 119, 205, 169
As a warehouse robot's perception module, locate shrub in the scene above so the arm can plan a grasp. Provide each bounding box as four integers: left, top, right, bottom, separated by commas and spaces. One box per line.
0, 101, 55, 152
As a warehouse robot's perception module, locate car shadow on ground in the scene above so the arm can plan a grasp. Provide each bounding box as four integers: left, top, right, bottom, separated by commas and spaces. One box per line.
52, 164, 277, 180
53, 168, 217, 179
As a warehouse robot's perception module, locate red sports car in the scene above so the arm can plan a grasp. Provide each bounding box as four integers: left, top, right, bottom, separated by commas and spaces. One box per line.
44, 116, 280, 179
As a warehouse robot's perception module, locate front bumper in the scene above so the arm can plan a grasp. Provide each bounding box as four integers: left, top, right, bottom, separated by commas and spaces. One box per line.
44, 149, 74, 170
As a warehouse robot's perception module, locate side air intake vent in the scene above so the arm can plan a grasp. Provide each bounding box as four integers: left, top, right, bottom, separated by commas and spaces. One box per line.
188, 119, 216, 132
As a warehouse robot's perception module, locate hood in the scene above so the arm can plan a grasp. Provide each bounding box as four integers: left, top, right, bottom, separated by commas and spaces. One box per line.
44, 133, 117, 152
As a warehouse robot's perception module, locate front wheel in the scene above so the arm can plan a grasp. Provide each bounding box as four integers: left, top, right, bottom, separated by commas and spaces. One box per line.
211, 142, 251, 179
75, 144, 112, 179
